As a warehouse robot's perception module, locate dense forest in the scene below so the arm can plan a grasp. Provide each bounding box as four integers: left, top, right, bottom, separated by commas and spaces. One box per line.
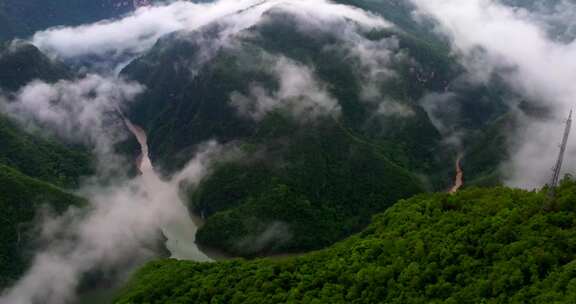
121, 6, 511, 256
0, 41, 93, 287
0, 164, 85, 287
192, 116, 425, 255
117, 179, 576, 303
0, 115, 93, 188
0, 0, 573, 303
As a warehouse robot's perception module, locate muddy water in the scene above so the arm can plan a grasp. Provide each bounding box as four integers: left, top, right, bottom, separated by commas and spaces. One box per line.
76, 120, 213, 304
124, 120, 152, 173
126, 119, 311, 262
449, 155, 464, 193
124, 119, 212, 262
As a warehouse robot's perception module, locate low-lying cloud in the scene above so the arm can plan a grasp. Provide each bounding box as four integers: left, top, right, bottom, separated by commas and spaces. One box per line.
31, 0, 390, 68
0, 73, 224, 303
1, 75, 144, 174
0, 140, 221, 304
0, 1, 420, 303
411, 0, 576, 188
231, 56, 340, 121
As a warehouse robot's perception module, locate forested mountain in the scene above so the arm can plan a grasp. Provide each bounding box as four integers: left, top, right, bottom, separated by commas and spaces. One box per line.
0, 42, 73, 91
0, 42, 93, 287
116, 179, 576, 303
0, 164, 85, 287
120, 3, 513, 256
0, 0, 571, 303
0, 115, 93, 188
0, 42, 93, 186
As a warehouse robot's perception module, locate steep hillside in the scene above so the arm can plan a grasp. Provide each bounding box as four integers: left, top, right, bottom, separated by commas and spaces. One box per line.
117, 179, 576, 304
120, 4, 516, 255
0, 115, 93, 188
121, 10, 455, 255
462, 115, 514, 187
0, 164, 85, 287
0, 42, 72, 91
334, 0, 437, 41
0, 42, 93, 187
122, 12, 453, 175
0, 42, 93, 287
192, 116, 425, 256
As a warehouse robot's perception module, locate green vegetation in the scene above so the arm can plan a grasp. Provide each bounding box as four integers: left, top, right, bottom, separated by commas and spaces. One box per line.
122, 9, 513, 255
335, 0, 443, 46
462, 115, 513, 187
0, 1, 546, 301
0, 41, 92, 287
249, 13, 452, 177
118, 179, 576, 304
0, 42, 72, 91
0, 42, 93, 188
0, 164, 85, 287
122, 34, 262, 173
192, 115, 424, 256
0, 115, 93, 188
122, 10, 450, 176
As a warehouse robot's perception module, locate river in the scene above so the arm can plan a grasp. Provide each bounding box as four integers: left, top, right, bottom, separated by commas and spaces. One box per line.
124, 119, 212, 262
75, 119, 212, 304
449, 154, 464, 193
124, 119, 467, 260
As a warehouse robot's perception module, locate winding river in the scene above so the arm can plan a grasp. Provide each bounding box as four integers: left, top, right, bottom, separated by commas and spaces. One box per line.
126, 117, 466, 261
124, 119, 212, 262
75, 119, 212, 304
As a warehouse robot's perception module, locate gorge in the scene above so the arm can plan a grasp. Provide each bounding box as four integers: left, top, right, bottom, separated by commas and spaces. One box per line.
1, 0, 576, 303
124, 117, 212, 262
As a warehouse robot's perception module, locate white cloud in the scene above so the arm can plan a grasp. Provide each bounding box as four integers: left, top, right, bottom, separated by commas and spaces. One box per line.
30, 0, 391, 68
0, 140, 221, 304
231, 56, 340, 121
0, 1, 403, 302
1, 75, 144, 167
419, 92, 459, 134
411, 0, 576, 189
0, 74, 226, 303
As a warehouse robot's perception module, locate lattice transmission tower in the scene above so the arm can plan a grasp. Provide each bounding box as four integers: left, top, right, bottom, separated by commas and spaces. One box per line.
548, 110, 573, 198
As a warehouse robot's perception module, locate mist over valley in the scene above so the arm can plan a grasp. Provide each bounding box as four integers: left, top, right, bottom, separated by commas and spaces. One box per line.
1, 1, 576, 303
